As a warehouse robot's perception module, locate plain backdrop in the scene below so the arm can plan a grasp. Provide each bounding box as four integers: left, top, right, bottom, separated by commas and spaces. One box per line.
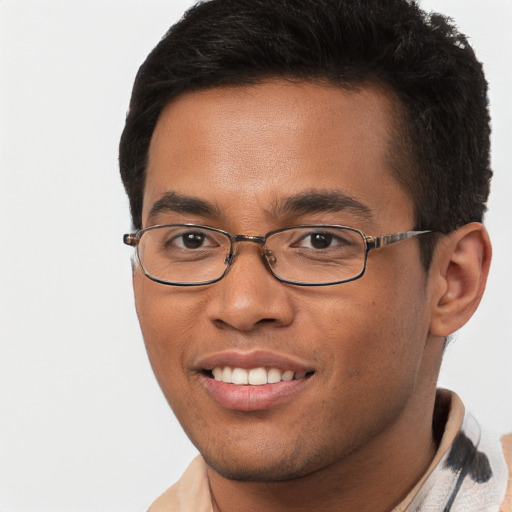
0, 1, 511, 510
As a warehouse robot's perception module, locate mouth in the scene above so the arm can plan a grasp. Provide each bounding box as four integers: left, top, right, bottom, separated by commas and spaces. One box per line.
206, 366, 314, 385
197, 351, 316, 411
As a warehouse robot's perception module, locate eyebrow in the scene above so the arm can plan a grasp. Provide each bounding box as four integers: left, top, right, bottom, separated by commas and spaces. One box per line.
148, 191, 221, 223
147, 189, 372, 225
273, 190, 373, 220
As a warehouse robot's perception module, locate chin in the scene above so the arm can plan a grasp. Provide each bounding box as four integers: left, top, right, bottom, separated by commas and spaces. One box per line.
199, 442, 334, 483
204, 458, 308, 483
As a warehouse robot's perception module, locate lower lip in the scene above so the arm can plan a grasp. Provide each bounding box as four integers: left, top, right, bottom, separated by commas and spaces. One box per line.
203, 375, 311, 411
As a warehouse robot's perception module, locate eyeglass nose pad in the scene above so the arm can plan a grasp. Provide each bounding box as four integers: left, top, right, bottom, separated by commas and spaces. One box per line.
264, 249, 277, 265
224, 251, 235, 266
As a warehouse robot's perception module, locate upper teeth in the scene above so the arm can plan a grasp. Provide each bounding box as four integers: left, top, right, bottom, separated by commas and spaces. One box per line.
211, 367, 307, 385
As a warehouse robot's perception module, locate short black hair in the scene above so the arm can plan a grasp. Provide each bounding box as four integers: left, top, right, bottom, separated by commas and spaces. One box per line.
119, 0, 491, 268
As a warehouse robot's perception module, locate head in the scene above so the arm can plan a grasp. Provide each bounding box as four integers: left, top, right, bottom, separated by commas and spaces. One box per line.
119, 0, 492, 488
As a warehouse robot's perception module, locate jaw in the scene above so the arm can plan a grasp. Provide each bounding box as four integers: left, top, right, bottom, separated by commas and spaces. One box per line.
204, 375, 442, 512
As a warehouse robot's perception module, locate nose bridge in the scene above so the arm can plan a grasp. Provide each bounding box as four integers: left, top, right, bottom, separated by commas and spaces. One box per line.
227, 234, 270, 271
233, 234, 266, 245
208, 233, 294, 331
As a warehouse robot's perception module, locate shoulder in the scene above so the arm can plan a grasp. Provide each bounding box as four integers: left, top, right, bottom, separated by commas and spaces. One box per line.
147, 456, 213, 512
501, 434, 512, 512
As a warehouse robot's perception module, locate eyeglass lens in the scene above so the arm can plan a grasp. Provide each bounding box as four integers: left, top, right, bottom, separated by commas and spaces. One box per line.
136, 225, 367, 285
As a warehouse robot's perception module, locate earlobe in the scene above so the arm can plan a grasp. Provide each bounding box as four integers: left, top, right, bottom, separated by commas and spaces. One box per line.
429, 223, 492, 337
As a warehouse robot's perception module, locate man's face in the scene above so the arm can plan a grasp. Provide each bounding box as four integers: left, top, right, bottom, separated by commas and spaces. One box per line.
134, 81, 439, 481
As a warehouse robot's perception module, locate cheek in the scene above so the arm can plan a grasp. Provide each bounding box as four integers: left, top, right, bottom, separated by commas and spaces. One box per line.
133, 272, 205, 393
311, 273, 429, 389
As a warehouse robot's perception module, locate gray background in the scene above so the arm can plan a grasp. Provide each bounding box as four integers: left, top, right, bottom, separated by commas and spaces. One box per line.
0, 1, 510, 510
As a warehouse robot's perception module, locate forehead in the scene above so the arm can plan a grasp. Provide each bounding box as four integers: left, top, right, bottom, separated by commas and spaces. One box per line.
144, 80, 413, 229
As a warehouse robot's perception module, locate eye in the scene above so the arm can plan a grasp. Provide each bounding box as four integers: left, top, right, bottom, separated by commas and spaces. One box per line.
169, 230, 217, 250
304, 232, 334, 249
295, 231, 351, 250
177, 231, 207, 249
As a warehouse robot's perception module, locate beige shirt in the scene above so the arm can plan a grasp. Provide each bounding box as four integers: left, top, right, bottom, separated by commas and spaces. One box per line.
148, 391, 512, 511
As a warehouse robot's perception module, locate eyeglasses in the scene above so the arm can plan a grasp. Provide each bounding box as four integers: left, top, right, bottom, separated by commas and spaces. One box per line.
123, 224, 433, 287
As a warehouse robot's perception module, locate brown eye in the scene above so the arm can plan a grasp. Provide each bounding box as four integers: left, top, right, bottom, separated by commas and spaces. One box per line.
309, 232, 334, 249
180, 232, 206, 249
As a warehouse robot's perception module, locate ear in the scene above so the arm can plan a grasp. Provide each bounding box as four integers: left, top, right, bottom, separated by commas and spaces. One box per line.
429, 223, 492, 337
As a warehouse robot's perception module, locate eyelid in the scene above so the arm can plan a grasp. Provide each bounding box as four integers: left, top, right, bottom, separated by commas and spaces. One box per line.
289, 229, 349, 248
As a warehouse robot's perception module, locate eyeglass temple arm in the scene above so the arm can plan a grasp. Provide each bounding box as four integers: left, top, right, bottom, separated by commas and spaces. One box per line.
123, 234, 139, 247
365, 230, 434, 251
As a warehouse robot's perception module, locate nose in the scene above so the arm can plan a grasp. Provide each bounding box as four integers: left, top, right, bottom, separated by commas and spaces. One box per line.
205, 242, 296, 332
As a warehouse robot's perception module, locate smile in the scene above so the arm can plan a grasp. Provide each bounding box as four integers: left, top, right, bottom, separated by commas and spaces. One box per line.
197, 351, 316, 411
210, 366, 309, 385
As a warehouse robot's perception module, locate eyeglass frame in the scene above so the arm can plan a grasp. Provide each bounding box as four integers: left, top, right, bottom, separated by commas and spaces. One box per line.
123, 223, 435, 287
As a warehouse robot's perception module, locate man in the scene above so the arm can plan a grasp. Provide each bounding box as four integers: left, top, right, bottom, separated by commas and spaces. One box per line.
119, 0, 511, 510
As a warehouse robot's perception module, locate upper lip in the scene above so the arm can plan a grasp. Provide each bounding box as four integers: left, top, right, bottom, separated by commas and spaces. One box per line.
195, 350, 315, 373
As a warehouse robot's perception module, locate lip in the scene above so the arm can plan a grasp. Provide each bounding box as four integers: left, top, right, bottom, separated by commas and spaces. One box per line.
203, 376, 311, 411
195, 350, 315, 412
196, 349, 313, 373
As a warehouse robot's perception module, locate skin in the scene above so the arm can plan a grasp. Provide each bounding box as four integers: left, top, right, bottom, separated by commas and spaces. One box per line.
133, 81, 491, 511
